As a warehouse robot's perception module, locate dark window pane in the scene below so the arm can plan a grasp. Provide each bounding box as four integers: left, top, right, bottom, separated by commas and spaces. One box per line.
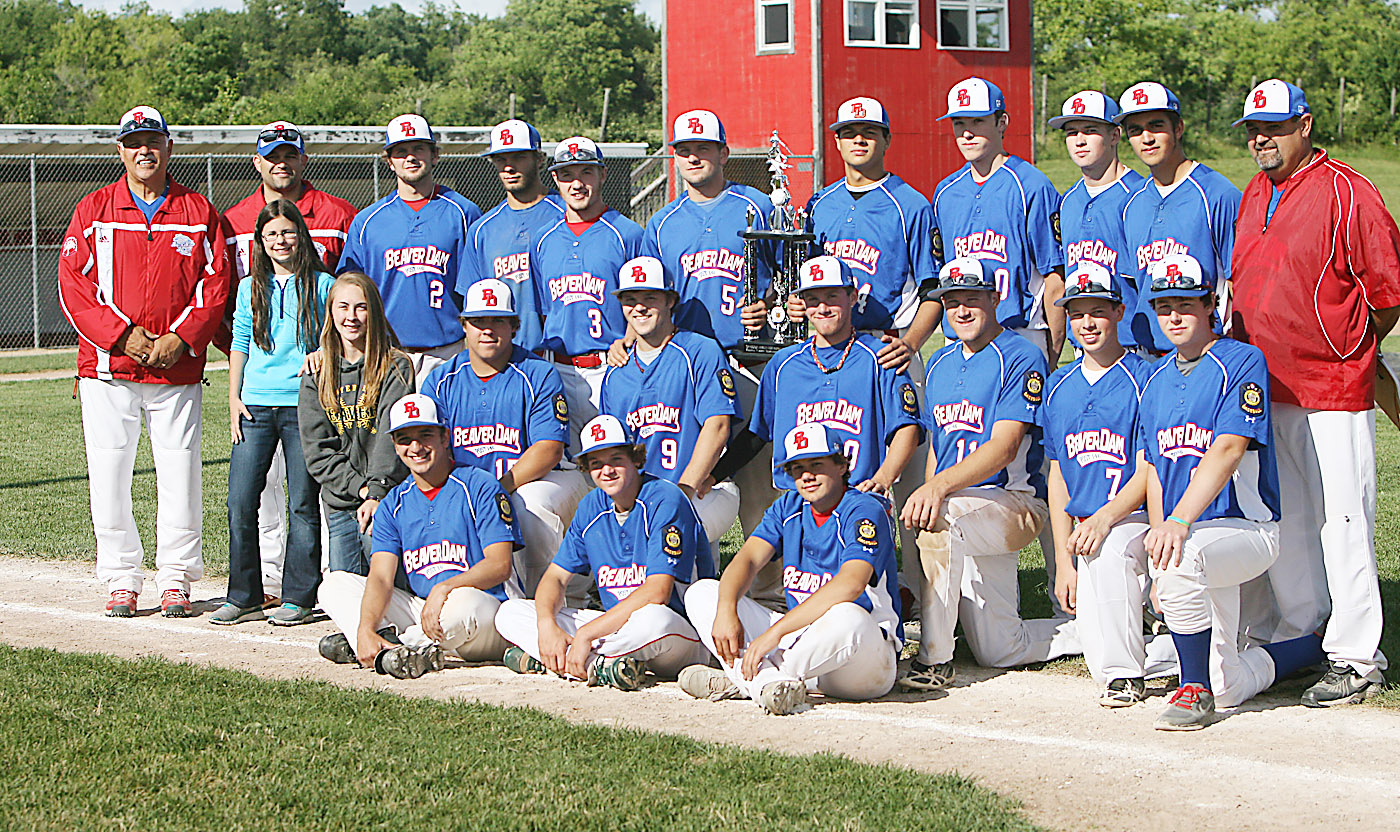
886, 10, 912, 44
848, 1, 876, 41
763, 3, 789, 45
940, 8, 968, 47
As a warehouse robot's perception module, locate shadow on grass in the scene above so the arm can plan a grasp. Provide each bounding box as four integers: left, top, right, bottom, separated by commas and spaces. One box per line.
0, 456, 232, 490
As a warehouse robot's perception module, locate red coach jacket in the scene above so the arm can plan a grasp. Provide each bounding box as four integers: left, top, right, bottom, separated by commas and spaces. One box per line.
58, 177, 232, 385
1231, 149, 1400, 412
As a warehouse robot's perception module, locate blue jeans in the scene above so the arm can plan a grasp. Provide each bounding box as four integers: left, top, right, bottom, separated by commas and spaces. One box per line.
325, 505, 372, 577
227, 405, 321, 608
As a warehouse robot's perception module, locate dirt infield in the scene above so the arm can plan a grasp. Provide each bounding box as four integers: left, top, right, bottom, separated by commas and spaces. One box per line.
2, 557, 1396, 832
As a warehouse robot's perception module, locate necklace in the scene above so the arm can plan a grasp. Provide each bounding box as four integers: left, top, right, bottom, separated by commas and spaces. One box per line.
810, 335, 856, 374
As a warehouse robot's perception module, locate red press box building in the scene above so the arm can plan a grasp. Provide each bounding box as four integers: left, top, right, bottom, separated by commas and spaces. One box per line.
662, 0, 1035, 202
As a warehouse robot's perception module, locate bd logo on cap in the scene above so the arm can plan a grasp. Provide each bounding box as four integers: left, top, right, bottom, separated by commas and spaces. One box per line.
386, 114, 435, 148
1048, 90, 1121, 128
670, 109, 725, 144
614, 256, 670, 294
939, 78, 1006, 120
462, 278, 517, 318
389, 393, 443, 432
486, 119, 541, 155
829, 97, 889, 131
798, 255, 854, 291
1233, 80, 1310, 126
1116, 82, 1180, 121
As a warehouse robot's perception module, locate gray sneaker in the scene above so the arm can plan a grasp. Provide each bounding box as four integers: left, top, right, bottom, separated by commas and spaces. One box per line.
758, 679, 809, 715
896, 659, 955, 691
375, 644, 445, 679
678, 665, 742, 701
1099, 677, 1147, 708
587, 655, 646, 691
267, 603, 315, 626
1301, 663, 1383, 707
1153, 684, 1215, 731
209, 602, 266, 626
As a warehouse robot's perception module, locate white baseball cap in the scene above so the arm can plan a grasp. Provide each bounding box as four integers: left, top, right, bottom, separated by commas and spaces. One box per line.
829, 97, 890, 131
613, 256, 675, 295
776, 423, 845, 471
116, 106, 169, 139
256, 121, 304, 156
460, 278, 518, 318
550, 136, 604, 171
670, 109, 726, 145
928, 257, 996, 299
796, 255, 855, 292
1116, 82, 1180, 122
1147, 253, 1211, 299
1233, 80, 1310, 126
1056, 262, 1121, 306
939, 78, 1006, 120
1048, 91, 1121, 128
385, 114, 435, 148
483, 119, 541, 156
388, 394, 444, 433
579, 414, 636, 458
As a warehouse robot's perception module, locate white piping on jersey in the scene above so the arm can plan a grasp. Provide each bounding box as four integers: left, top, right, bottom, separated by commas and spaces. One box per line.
1044, 358, 1081, 403
595, 215, 629, 250
535, 218, 569, 254
650, 198, 688, 252
932, 167, 973, 216
1312, 159, 1383, 361
88, 221, 209, 234
874, 181, 910, 235
1203, 348, 1231, 397
998, 164, 1031, 215
472, 197, 563, 251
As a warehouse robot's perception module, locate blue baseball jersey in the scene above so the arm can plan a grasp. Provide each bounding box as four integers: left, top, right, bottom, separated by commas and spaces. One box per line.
421, 346, 570, 477
462, 193, 565, 353
1040, 353, 1154, 518
643, 184, 774, 350
338, 187, 481, 350
752, 488, 903, 644
531, 209, 642, 356
932, 156, 1064, 333
1137, 338, 1279, 522
599, 331, 742, 482
1058, 169, 1147, 349
806, 174, 938, 331
754, 333, 922, 490
553, 474, 715, 612
1120, 164, 1241, 352
924, 329, 1047, 498
371, 466, 524, 601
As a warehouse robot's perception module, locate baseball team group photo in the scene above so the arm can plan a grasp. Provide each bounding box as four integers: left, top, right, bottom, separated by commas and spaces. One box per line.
5, 0, 1400, 829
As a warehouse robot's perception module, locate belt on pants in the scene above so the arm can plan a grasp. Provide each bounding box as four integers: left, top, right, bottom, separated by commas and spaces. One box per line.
551, 351, 604, 369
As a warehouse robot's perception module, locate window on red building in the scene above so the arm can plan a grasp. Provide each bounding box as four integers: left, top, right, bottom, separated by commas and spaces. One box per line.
845, 0, 918, 48
937, 0, 1008, 50
756, 0, 795, 53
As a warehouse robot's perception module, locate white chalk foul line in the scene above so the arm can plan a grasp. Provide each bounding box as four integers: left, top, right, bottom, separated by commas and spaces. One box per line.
0, 600, 318, 652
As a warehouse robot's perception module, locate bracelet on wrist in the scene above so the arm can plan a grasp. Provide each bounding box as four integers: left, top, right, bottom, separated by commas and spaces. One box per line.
1167, 515, 1190, 528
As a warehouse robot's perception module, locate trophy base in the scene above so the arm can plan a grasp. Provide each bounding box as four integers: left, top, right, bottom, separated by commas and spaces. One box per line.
732, 340, 790, 364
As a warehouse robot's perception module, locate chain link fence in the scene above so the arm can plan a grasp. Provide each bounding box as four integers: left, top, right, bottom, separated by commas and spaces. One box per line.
0, 151, 814, 351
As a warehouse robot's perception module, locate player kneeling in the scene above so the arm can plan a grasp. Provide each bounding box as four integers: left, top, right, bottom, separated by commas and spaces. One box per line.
316, 394, 520, 678
1139, 255, 1326, 730
495, 415, 714, 690
680, 423, 902, 715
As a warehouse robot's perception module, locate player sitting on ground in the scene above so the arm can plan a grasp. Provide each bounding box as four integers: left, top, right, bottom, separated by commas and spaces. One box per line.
494, 415, 714, 690
681, 423, 903, 715
1138, 254, 1327, 731
899, 258, 1080, 691
1042, 263, 1177, 708
316, 394, 520, 679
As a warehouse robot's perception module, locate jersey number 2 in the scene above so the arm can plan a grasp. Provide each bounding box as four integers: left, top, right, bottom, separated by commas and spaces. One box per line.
429, 279, 444, 309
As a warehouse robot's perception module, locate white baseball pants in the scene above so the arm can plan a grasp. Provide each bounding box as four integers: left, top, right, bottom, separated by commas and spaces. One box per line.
692, 479, 740, 555
257, 446, 286, 591
554, 361, 606, 457
916, 487, 1081, 668
79, 378, 203, 595
511, 467, 591, 598
1075, 513, 1178, 683
1271, 404, 1386, 682
1150, 519, 1280, 708
684, 578, 898, 703
495, 598, 710, 679
406, 340, 465, 392
317, 570, 509, 661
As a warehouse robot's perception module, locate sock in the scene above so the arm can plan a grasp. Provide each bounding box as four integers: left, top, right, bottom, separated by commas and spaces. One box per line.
1262, 633, 1327, 682
1171, 629, 1212, 689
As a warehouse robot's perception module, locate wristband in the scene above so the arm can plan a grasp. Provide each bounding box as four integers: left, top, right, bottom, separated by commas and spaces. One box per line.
1167, 515, 1190, 528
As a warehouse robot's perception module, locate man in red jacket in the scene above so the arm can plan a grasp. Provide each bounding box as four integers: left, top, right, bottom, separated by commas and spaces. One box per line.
219, 122, 356, 603
58, 106, 232, 619
1230, 81, 1400, 707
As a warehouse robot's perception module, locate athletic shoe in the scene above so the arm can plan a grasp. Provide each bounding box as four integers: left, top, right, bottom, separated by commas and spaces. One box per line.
1301, 663, 1384, 707
209, 602, 266, 625
318, 633, 357, 665
1153, 683, 1215, 731
758, 679, 809, 715
587, 655, 645, 691
896, 659, 955, 691
502, 646, 546, 675
267, 603, 315, 626
678, 665, 742, 701
105, 589, 138, 618
159, 589, 192, 618
375, 644, 445, 679
1099, 677, 1147, 708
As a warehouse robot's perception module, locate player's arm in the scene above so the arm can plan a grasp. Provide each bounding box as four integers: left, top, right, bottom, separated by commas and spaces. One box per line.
606, 320, 637, 367
678, 414, 732, 499
533, 563, 576, 676
566, 572, 677, 680
1042, 267, 1067, 361
856, 423, 920, 496
1067, 462, 1147, 559
710, 534, 775, 665
741, 559, 875, 681
499, 440, 565, 494
1046, 460, 1077, 616
1144, 434, 1250, 569
419, 540, 514, 642
901, 419, 1028, 530
356, 550, 402, 667
902, 299, 943, 352
710, 428, 767, 485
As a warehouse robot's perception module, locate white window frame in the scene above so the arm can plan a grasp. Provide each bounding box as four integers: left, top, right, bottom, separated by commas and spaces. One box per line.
844, 0, 920, 49
936, 0, 1010, 52
756, 0, 795, 55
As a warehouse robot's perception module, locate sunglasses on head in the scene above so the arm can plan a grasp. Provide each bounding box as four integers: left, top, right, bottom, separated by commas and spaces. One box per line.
120, 116, 164, 135
1150, 272, 1206, 291
941, 269, 988, 289
259, 127, 302, 144
1063, 279, 1116, 298
554, 148, 600, 164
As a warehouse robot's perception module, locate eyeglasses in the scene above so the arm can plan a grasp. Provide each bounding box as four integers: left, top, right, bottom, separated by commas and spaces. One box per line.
259, 127, 302, 144
120, 116, 165, 135
260, 230, 299, 242
554, 147, 601, 165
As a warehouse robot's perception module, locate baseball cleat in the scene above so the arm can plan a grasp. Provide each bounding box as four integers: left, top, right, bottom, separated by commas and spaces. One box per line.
267, 603, 315, 626
105, 589, 138, 618
1099, 677, 1147, 708
587, 655, 646, 691
375, 644, 445, 679
896, 659, 955, 691
678, 665, 742, 701
209, 602, 266, 625
1300, 663, 1383, 707
318, 633, 357, 665
159, 589, 192, 618
502, 646, 546, 675
758, 679, 809, 715
1153, 683, 1215, 731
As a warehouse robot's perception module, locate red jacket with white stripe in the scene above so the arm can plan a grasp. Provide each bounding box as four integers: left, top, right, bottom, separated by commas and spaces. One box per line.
58, 177, 232, 385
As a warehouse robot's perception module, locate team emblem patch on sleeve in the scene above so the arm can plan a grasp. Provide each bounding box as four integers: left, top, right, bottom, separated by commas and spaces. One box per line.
900, 382, 918, 416
553, 393, 569, 424
931, 227, 944, 262
1240, 381, 1264, 417
856, 518, 879, 548
663, 524, 683, 559
718, 368, 737, 399
1022, 370, 1044, 406
1050, 211, 1062, 245
496, 492, 515, 525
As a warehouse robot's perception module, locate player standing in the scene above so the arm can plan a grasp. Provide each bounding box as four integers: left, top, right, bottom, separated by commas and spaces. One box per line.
899, 258, 1080, 689
494, 415, 714, 689
1050, 92, 1147, 353
58, 106, 230, 618
467, 119, 564, 353
1230, 80, 1400, 706
316, 393, 520, 677
1117, 82, 1240, 355
339, 114, 481, 380
421, 278, 588, 599
1137, 254, 1328, 730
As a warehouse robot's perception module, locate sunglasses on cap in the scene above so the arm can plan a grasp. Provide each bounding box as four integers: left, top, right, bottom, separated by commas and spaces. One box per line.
941, 268, 990, 289
120, 115, 164, 135
1150, 265, 1207, 292
259, 126, 302, 143
554, 146, 601, 164
1062, 277, 1117, 299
